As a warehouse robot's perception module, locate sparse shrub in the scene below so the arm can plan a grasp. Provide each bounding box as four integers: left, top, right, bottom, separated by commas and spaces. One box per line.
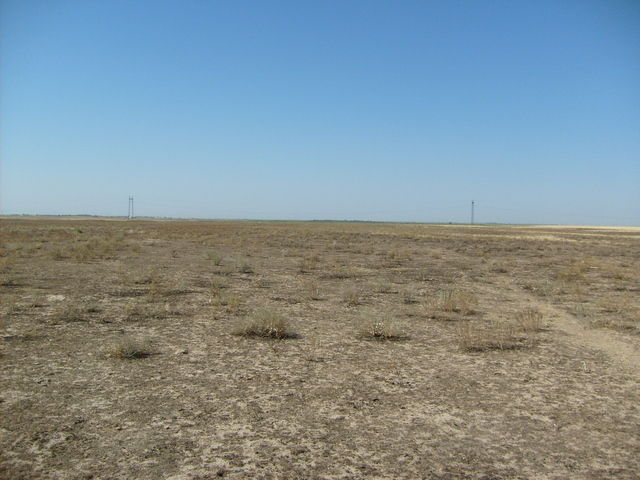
402, 288, 418, 304
85, 303, 102, 313
304, 337, 323, 362
108, 336, 155, 359
590, 317, 640, 331
422, 289, 478, 316
299, 255, 320, 273
50, 248, 71, 260
491, 261, 509, 274
0, 270, 18, 287
125, 302, 167, 321
456, 321, 524, 352
18, 327, 43, 341
209, 283, 242, 312
375, 281, 397, 294
73, 237, 124, 261
1, 294, 20, 315
557, 259, 591, 282
359, 311, 405, 340
237, 260, 254, 274
147, 280, 168, 298
223, 294, 242, 313
206, 250, 223, 265
384, 248, 412, 266
325, 264, 357, 279
209, 279, 226, 299
54, 304, 87, 323
522, 282, 556, 297
306, 281, 321, 300
134, 270, 156, 285
599, 263, 631, 281
596, 293, 639, 318
515, 308, 544, 332
343, 287, 361, 306
0, 256, 16, 274
147, 276, 183, 299
234, 308, 294, 339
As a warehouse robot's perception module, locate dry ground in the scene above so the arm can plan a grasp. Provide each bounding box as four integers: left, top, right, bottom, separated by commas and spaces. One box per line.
1, 218, 639, 479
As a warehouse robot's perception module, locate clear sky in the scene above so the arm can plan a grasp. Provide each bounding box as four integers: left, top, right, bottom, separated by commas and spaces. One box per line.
1, 0, 639, 225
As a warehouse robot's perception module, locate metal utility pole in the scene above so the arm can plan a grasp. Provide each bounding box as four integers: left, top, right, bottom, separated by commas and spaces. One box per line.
128, 197, 134, 219
471, 200, 474, 225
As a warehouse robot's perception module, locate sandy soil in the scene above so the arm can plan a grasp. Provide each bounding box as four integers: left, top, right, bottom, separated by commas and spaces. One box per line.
1, 219, 639, 479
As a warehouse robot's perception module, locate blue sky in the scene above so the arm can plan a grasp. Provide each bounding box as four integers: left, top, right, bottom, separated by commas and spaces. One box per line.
1, 0, 639, 225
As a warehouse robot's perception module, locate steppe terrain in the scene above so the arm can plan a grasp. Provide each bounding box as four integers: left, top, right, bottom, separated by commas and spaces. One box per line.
1, 218, 639, 479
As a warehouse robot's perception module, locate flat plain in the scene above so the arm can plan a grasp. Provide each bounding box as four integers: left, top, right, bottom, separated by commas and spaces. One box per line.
1, 218, 639, 479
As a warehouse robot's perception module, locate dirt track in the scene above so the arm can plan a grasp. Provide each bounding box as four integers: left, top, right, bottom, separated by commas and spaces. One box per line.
2, 219, 639, 479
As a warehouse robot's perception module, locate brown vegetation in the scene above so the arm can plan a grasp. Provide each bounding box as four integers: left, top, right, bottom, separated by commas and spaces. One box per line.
1, 218, 639, 479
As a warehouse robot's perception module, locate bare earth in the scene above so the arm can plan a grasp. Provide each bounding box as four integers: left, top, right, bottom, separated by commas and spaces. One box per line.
1, 219, 639, 479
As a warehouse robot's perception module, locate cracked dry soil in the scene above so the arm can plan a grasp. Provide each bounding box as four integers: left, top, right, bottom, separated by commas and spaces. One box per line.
1, 219, 639, 479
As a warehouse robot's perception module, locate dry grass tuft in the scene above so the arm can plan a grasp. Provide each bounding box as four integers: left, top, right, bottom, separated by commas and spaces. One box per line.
213, 293, 242, 313
205, 250, 223, 265
305, 280, 322, 300
415, 270, 432, 282
515, 308, 544, 332
299, 255, 320, 273
237, 260, 254, 274
108, 336, 155, 359
556, 258, 592, 282
53, 304, 87, 323
359, 311, 406, 340
234, 308, 295, 339
456, 321, 525, 352
71, 237, 127, 261
422, 289, 478, 316
17, 327, 44, 341
343, 287, 361, 306
125, 302, 174, 321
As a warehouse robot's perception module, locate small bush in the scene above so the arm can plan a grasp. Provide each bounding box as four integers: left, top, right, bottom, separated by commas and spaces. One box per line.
422, 289, 478, 316
73, 237, 125, 261
556, 259, 591, 282
306, 281, 322, 300
209, 279, 227, 299
18, 327, 44, 341
147, 277, 186, 298
299, 255, 320, 273
456, 322, 524, 352
51, 248, 71, 260
134, 270, 157, 285
108, 336, 154, 359
384, 248, 411, 265
416, 270, 432, 282
402, 288, 418, 304
215, 294, 242, 313
206, 250, 223, 265
54, 305, 87, 323
125, 302, 168, 321
343, 287, 361, 306
234, 308, 294, 339
375, 281, 397, 294
359, 311, 405, 340
515, 308, 544, 332
237, 260, 254, 274
325, 264, 357, 279
0, 256, 16, 274
1, 294, 19, 314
